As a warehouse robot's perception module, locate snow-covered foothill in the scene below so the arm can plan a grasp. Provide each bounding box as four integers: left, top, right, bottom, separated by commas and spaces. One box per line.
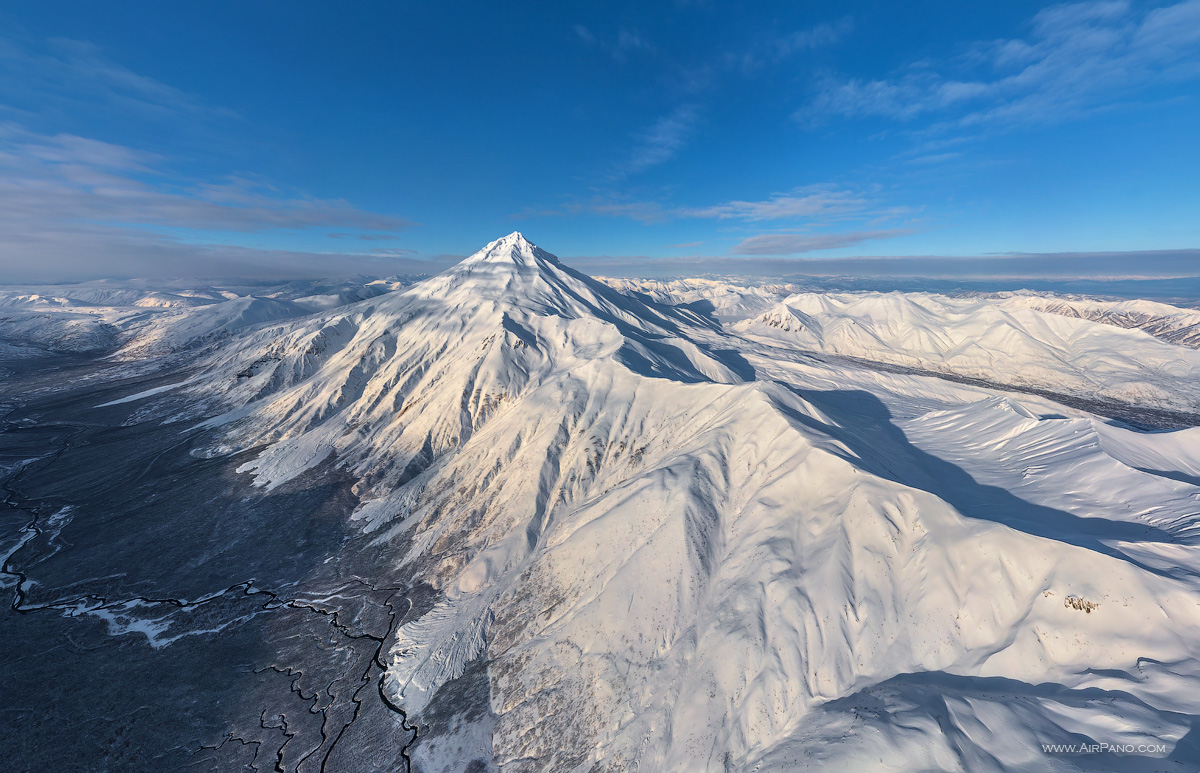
737, 291, 1200, 413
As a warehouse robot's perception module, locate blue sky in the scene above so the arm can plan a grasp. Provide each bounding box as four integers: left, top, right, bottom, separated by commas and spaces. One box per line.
0, 0, 1198, 280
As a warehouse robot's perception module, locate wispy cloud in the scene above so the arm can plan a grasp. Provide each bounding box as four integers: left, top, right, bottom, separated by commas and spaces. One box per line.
731, 228, 914, 255
578, 16, 856, 186
615, 29, 656, 58
545, 183, 902, 227
570, 24, 656, 62
0, 127, 412, 233
572, 24, 596, 45
547, 197, 669, 224
798, 0, 1200, 129
904, 152, 963, 165
660, 16, 854, 84
777, 17, 854, 55
675, 185, 869, 221
735, 17, 854, 71
573, 249, 1200, 280
328, 232, 399, 241
0, 234, 446, 282
0, 124, 422, 280
615, 104, 700, 179
0, 34, 235, 123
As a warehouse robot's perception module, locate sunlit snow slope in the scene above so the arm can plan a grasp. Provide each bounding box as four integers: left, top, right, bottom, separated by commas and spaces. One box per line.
738, 291, 1200, 414
164, 234, 1200, 771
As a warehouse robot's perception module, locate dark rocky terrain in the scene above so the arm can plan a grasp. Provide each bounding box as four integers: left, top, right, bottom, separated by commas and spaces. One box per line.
0, 354, 424, 772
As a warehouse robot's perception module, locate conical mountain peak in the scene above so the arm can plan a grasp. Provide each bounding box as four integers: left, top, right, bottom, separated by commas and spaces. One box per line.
460, 232, 560, 269
410, 233, 704, 341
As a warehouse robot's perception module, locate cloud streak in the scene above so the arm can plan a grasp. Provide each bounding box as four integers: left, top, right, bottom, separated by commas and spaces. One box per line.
0, 124, 423, 281
0, 126, 412, 233
571, 24, 656, 62
570, 249, 1200, 281
676, 185, 870, 221
737, 16, 854, 71
545, 184, 906, 229
611, 104, 701, 180
731, 228, 913, 255
0, 34, 236, 124
799, 0, 1200, 129
0, 210, 444, 282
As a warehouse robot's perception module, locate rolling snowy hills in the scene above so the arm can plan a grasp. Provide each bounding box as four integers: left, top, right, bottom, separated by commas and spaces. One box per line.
0, 276, 409, 358
3, 234, 1200, 771
994, 293, 1200, 350
738, 291, 1200, 415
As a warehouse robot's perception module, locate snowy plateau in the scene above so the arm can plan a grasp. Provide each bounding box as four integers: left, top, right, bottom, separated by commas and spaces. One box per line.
3, 232, 1200, 772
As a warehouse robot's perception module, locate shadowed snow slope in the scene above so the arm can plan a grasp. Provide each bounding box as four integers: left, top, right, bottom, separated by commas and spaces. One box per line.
598, 276, 799, 322
142, 234, 1200, 771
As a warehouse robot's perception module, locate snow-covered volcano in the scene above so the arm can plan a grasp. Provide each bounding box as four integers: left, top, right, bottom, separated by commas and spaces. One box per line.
107, 234, 1200, 770
188, 233, 741, 493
